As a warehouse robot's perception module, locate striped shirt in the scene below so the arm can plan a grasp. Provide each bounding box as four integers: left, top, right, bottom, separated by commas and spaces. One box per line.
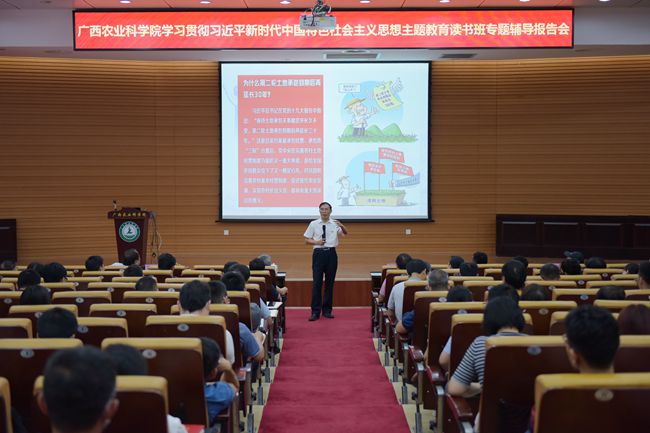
452, 331, 525, 386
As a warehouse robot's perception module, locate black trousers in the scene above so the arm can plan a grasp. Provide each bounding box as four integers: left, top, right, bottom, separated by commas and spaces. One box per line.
311, 248, 338, 315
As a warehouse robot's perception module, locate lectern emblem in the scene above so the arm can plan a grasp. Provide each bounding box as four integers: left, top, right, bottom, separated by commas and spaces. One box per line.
119, 221, 140, 243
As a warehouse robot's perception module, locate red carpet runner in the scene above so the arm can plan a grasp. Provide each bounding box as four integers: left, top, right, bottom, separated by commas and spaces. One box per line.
259, 308, 411, 433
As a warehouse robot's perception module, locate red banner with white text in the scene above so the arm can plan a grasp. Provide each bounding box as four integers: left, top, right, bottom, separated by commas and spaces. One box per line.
74, 9, 573, 50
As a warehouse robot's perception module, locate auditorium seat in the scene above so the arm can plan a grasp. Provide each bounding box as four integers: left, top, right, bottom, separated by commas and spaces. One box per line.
0, 279, 17, 290
0, 283, 15, 291
40, 282, 75, 295
8, 304, 78, 336
482, 269, 502, 280
625, 289, 650, 301
527, 280, 577, 290
156, 283, 184, 292
586, 280, 638, 289
228, 291, 253, 330
165, 277, 210, 285
250, 272, 272, 300
594, 299, 650, 313
0, 271, 20, 279
51, 291, 112, 316
122, 291, 179, 315
0, 318, 32, 338
611, 273, 638, 280
518, 301, 577, 335
33, 375, 171, 433
144, 269, 174, 283
583, 268, 625, 280
89, 303, 156, 337
463, 281, 496, 301
245, 285, 262, 306
551, 288, 599, 305
193, 264, 225, 271
0, 338, 82, 424
0, 292, 21, 318
75, 317, 128, 346
0, 377, 10, 433
148, 265, 186, 278
102, 337, 208, 426
111, 276, 141, 283
82, 270, 122, 280
87, 282, 136, 302
66, 276, 103, 290
401, 280, 429, 317
534, 373, 650, 433
449, 276, 494, 286
181, 269, 223, 280
63, 265, 86, 276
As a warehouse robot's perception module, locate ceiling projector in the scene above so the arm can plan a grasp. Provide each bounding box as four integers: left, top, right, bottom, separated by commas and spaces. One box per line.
300, 0, 336, 30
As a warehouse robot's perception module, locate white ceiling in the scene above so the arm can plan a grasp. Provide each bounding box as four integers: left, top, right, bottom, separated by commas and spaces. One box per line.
1, 0, 649, 61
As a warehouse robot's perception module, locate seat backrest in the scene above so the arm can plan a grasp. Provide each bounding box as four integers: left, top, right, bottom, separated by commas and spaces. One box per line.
401, 281, 428, 315
165, 277, 210, 284
122, 291, 179, 315
144, 269, 174, 283
426, 302, 485, 367
208, 304, 243, 369
529, 280, 577, 290
8, 305, 78, 336
181, 269, 222, 280
449, 276, 495, 286
102, 337, 207, 425
384, 269, 407, 302
586, 280, 638, 289
0, 339, 82, 422
519, 301, 577, 335
0, 293, 22, 319
87, 282, 136, 302
615, 335, 650, 372
594, 299, 650, 313
51, 291, 112, 316
410, 291, 452, 350
625, 289, 650, 301
0, 283, 16, 291
483, 269, 502, 280
534, 373, 650, 433
193, 265, 225, 271
479, 336, 572, 433
66, 277, 103, 290
32, 375, 170, 433
558, 274, 602, 288
0, 377, 10, 433
40, 282, 75, 295
612, 273, 639, 280
583, 268, 624, 280
463, 281, 497, 301
0, 279, 17, 290
0, 318, 32, 338
250, 272, 272, 301
82, 270, 123, 280
552, 289, 599, 305
76, 317, 128, 346
89, 303, 157, 337
548, 311, 620, 336
228, 291, 252, 330
144, 315, 228, 367
111, 277, 141, 284
245, 286, 262, 306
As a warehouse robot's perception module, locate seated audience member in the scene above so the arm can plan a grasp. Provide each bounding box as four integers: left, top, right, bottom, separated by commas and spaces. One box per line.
539, 263, 561, 281
447, 297, 526, 399
565, 305, 619, 373
230, 263, 271, 324
639, 262, 650, 290
249, 257, 287, 300
123, 264, 144, 277
104, 344, 187, 433
135, 276, 158, 291
459, 262, 478, 277
84, 256, 104, 272
378, 252, 412, 303
223, 261, 238, 273
586, 256, 607, 269
178, 280, 235, 364
472, 251, 488, 265
521, 284, 551, 301
221, 271, 246, 292
387, 259, 431, 322
258, 254, 277, 271
396, 269, 450, 335
561, 258, 582, 275
0, 260, 16, 270
37, 307, 78, 338
209, 280, 265, 363
502, 260, 526, 291
623, 262, 639, 275
436, 286, 474, 371
27, 262, 46, 275
512, 256, 529, 270
41, 262, 67, 283
564, 251, 585, 264
201, 337, 239, 426
17, 269, 41, 289
596, 285, 625, 300
122, 248, 140, 266
20, 285, 51, 305
449, 256, 464, 269
158, 253, 177, 270
618, 304, 650, 335
38, 347, 118, 433
487, 283, 520, 303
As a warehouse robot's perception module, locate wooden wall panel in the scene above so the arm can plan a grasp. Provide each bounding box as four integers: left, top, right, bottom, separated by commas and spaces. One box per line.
1, 56, 649, 282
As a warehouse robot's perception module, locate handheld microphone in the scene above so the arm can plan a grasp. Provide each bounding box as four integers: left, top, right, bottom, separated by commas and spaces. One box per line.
112, 199, 117, 210
322, 224, 326, 242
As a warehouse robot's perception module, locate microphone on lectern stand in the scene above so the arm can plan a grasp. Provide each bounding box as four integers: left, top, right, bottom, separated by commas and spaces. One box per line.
112, 199, 118, 210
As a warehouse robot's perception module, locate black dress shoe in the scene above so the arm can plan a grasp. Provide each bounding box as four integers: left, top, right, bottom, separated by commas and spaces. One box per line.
308, 314, 319, 321
323, 312, 335, 319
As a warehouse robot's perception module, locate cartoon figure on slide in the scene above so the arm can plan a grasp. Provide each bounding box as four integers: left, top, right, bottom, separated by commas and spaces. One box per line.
336, 176, 361, 206
345, 98, 377, 137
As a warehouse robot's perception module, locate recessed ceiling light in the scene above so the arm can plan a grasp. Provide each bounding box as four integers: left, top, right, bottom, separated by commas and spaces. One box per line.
439, 0, 450, 3
200, 0, 211, 3
360, 0, 371, 3
119, 0, 131, 3
519, 0, 530, 2
599, 0, 610, 2
280, 0, 291, 4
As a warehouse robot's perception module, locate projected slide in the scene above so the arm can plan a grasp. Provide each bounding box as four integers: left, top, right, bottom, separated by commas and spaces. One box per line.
220, 62, 430, 221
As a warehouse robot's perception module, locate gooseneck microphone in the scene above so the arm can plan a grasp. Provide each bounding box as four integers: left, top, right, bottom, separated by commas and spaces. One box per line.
322, 224, 326, 242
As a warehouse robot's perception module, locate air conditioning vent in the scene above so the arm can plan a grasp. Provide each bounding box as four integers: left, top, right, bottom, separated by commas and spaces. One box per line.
439, 53, 476, 59
324, 52, 380, 60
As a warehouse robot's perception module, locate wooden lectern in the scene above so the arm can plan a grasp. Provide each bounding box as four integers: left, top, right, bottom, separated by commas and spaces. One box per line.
107, 208, 152, 264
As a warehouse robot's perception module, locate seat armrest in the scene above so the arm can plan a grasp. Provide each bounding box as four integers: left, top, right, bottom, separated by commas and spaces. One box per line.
446, 394, 475, 423
409, 348, 424, 363
425, 366, 445, 385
